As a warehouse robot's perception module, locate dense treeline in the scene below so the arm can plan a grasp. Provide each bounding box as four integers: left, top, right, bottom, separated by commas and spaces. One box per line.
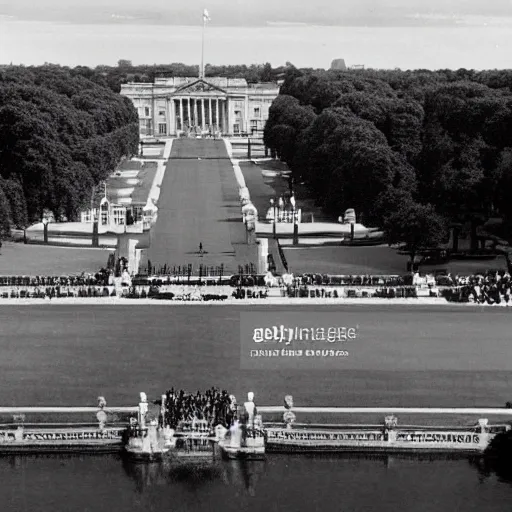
0, 65, 139, 237
70, 61, 293, 94
264, 67, 512, 257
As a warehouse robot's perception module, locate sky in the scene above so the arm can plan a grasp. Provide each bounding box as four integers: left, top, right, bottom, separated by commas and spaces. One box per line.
1, 1, 511, 69
2, 0, 512, 26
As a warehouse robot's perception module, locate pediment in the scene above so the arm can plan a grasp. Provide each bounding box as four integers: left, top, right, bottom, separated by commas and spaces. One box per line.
175, 79, 226, 95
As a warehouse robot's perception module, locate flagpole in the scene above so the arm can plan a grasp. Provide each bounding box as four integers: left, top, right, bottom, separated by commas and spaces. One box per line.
200, 16, 206, 79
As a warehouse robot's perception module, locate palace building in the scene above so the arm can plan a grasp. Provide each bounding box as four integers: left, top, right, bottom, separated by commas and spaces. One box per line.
120, 77, 280, 137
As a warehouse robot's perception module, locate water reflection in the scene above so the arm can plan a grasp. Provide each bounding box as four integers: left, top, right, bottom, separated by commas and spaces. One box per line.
119, 450, 512, 496
471, 457, 512, 485
122, 455, 266, 496
1, 452, 511, 512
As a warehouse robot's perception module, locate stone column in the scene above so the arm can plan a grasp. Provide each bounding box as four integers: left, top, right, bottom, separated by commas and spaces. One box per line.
201, 99, 206, 131
245, 94, 250, 134
187, 97, 191, 126
194, 99, 198, 128
179, 98, 184, 131
209, 98, 212, 127
168, 98, 173, 136
152, 96, 156, 136
219, 99, 223, 134
216, 98, 219, 132
225, 99, 229, 135
170, 99, 176, 134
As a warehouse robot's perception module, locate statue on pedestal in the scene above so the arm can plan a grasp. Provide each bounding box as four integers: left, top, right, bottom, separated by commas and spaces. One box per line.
139, 392, 149, 430
244, 392, 256, 426
384, 415, 398, 442
97, 396, 107, 429
283, 395, 296, 429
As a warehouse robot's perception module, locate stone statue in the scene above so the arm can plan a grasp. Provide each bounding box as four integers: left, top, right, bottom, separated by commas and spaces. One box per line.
244, 392, 256, 425
478, 418, 489, 433
96, 396, 108, 429
283, 395, 296, 429
384, 415, 398, 429
139, 392, 149, 429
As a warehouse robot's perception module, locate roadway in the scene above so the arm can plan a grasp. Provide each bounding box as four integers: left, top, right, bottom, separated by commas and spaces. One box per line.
146, 139, 256, 273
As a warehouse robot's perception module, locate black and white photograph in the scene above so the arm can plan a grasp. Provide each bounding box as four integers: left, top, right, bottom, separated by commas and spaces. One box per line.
1, 1, 512, 510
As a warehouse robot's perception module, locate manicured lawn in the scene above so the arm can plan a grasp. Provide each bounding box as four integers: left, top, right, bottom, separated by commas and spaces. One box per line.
0, 242, 112, 275
282, 245, 509, 275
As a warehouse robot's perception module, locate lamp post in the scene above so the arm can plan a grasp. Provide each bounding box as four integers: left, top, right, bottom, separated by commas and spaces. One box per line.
92, 210, 99, 248
290, 195, 299, 246
42, 218, 49, 244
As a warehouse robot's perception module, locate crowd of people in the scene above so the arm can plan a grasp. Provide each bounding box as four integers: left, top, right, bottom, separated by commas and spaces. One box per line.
0, 271, 111, 287
1, 264, 512, 304
444, 271, 512, 304
160, 388, 237, 430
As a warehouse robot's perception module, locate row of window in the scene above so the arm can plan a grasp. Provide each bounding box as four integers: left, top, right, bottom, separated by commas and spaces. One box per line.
142, 106, 264, 118
157, 119, 261, 135
234, 108, 261, 118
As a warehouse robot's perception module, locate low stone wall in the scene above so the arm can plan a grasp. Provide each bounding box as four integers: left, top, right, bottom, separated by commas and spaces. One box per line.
0, 285, 119, 299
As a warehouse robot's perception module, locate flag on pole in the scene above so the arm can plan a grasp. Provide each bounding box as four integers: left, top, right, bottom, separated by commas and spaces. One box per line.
203, 9, 211, 22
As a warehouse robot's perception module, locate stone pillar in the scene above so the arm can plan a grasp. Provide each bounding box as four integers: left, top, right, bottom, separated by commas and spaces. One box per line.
194, 99, 198, 128
152, 96, 157, 136
258, 238, 269, 274
201, 99, 206, 130
209, 98, 212, 127
167, 98, 171, 135
170, 99, 176, 135
179, 98, 184, 131
216, 98, 219, 132
222, 99, 226, 134
225, 99, 229, 135
116, 237, 140, 275
187, 97, 191, 127
245, 94, 250, 134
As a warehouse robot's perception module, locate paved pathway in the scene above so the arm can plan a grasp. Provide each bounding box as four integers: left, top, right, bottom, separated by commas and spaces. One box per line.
146, 139, 256, 273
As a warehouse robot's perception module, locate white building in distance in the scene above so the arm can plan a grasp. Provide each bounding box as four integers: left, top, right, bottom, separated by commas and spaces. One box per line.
121, 77, 280, 137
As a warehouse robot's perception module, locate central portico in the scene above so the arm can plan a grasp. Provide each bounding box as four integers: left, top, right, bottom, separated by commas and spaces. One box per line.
172, 78, 228, 134
121, 76, 280, 137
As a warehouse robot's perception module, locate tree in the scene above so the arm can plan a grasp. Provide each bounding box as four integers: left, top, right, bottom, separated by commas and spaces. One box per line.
0, 185, 12, 239
260, 62, 273, 82
117, 60, 133, 68
382, 194, 447, 265
0, 66, 139, 223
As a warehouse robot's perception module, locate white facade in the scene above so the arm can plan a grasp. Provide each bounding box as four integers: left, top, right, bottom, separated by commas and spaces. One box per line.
121, 77, 280, 137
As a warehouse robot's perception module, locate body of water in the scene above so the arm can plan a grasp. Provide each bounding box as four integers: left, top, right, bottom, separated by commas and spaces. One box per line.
1, 20, 511, 69
0, 303, 511, 510
1, 453, 511, 512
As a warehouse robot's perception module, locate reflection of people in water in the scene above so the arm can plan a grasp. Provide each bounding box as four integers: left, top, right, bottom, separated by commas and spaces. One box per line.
221, 459, 264, 497
122, 458, 168, 494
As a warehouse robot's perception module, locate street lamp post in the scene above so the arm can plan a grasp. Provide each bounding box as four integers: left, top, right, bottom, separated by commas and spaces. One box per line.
92, 211, 99, 248
42, 218, 49, 244
290, 195, 299, 246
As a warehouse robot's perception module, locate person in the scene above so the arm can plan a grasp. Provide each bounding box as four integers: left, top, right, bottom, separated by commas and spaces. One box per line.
199, 242, 203, 255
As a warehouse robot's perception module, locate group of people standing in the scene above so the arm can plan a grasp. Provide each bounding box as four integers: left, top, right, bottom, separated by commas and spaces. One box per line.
160, 388, 237, 430
456, 272, 512, 304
